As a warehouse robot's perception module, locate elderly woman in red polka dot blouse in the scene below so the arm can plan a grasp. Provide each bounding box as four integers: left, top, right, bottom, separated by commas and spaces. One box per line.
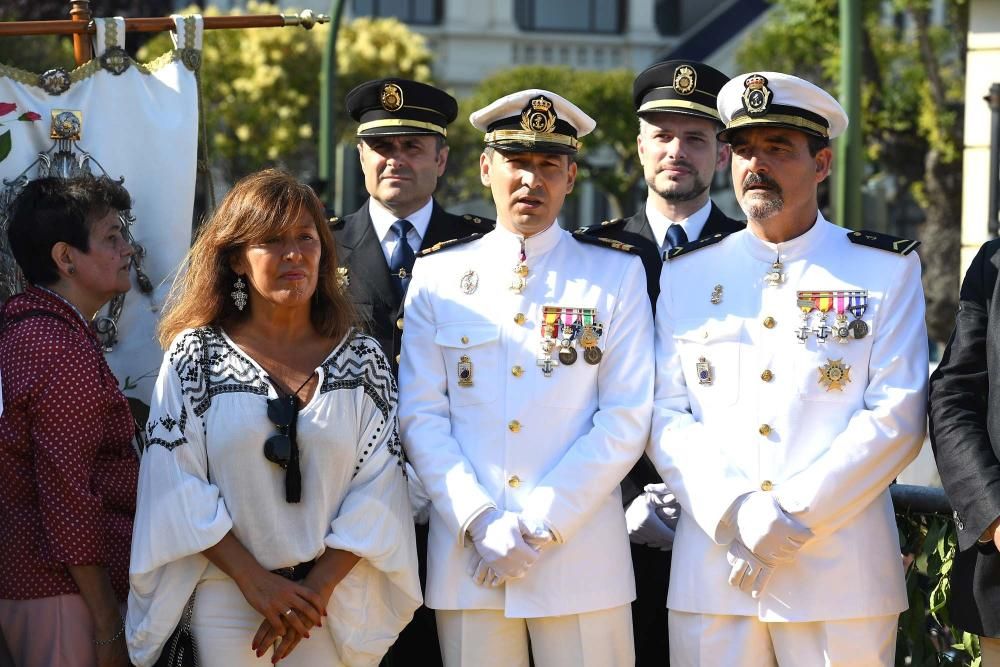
0, 176, 139, 667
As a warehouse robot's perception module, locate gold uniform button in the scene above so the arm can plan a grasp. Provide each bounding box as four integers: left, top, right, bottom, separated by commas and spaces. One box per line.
760, 480, 774, 492
758, 424, 772, 436
396, 317, 404, 330
508, 475, 521, 488
512, 365, 524, 377
508, 420, 521, 433
760, 369, 774, 382
763, 316, 776, 329
461, 336, 469, 344
395, 354, 401, 364
514, 313, 527, 325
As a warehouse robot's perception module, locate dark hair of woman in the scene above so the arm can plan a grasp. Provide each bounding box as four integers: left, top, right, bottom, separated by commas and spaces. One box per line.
158, 169, 355, 348
6, 175, 131, 286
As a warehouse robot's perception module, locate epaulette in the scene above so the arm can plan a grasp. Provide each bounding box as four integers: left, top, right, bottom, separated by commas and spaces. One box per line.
571, 229, 640, 255
665, 232, 732, 260
462, 213, 494, 229
847, 230, 920, 255
326, 208, 343, 228
418, 233, 484, 257
576, 218, 627, 234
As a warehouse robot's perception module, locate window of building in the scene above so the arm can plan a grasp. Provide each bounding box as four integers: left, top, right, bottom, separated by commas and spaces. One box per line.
655, 0, 723, 36
514, 0, 625, 34
351, 0, 442, 25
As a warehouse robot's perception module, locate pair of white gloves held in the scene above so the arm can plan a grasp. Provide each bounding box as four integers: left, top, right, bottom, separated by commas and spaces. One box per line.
727, 492, 813, 599
625, 483, 680, 551
466, 509, 554, 587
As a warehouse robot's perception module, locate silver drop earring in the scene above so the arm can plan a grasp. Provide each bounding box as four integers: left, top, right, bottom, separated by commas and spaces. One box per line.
232, 276, 248, 311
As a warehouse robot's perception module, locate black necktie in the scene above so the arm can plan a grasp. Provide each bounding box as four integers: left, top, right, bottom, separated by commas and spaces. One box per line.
664, 224, 688, 253
389, 219, 416, 297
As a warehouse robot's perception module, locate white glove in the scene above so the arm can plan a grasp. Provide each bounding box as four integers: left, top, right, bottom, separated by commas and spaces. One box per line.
626, 484, 680, 550
404, 463, 432, 524
466, 509, 540, 580
735, 492, 813, 564
519, 516, 556, 551
467, 552, 507, 587
727, 539, 774, 599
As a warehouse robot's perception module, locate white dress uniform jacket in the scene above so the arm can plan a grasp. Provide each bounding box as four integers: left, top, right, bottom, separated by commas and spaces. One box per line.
648, 213, 927, 621
399, 221, 653, 618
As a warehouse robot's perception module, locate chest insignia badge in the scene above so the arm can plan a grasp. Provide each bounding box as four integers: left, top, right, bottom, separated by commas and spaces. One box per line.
696, 357, 713, 385
818, 358, 851, 392
765, 259, 785, 287
460, 270, 478, 294
458, 355, 474, 387
710, 284, 723, 305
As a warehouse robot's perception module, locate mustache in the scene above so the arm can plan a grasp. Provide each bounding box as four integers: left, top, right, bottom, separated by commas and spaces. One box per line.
657, 160, 695, 173
742, 172, 782, 194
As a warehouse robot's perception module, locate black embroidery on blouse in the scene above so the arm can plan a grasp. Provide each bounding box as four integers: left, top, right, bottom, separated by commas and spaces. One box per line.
322, 331, 404, 474
169, 327, 269, 417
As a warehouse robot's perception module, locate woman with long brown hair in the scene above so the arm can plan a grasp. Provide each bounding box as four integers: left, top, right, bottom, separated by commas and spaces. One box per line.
126, 169, 420, 666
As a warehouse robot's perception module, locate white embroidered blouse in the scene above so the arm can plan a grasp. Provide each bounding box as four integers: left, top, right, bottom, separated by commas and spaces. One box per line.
126, 327, 420, 666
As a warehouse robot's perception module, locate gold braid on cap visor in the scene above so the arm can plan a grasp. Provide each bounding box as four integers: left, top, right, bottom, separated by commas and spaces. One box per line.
638, 99, 720, 119
484, 130, 580, 150
726, 113, 829, 138
357, 119, 447, 136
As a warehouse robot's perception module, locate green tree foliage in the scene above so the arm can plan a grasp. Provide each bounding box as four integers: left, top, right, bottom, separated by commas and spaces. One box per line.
442, 66, 639, 219
138, 3, 433, 179
736, 0, 968, 344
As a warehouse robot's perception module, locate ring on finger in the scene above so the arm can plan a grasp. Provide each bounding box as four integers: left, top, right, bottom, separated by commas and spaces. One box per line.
283, 608, 294, 616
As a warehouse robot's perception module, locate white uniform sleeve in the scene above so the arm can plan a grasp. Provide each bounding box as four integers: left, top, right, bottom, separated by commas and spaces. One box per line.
774, 253, 927, 534
324, 364, 422, 666
127, 334, 234, 666
519, 255, 653, 542
647, 259, 759, 544
399, 264, 497, 541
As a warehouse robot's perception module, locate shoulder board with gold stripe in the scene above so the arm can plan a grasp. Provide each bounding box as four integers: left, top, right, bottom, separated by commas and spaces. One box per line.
571, 229, 640, 254
576, 218, 627, 235
462, 213, 494, 229
418, 233, 484, 257
846, 230, 920, 255
666, 231, 732, 260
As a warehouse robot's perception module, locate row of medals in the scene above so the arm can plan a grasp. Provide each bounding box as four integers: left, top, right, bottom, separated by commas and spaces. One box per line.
508, 246, 603, 377
767, 260, 870, 344
795, 289, 869, 344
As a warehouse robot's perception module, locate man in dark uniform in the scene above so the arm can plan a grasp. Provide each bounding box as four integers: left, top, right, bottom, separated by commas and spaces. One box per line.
331, 78, 491, 666
582, 60, 743, 666
331, 78, 491, 375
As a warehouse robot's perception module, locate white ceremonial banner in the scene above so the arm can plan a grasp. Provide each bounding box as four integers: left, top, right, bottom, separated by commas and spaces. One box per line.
0, 15, 204, 408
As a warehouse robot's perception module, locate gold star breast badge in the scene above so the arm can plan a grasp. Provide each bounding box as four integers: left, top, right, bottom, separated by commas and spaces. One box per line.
818, 358, 852, 391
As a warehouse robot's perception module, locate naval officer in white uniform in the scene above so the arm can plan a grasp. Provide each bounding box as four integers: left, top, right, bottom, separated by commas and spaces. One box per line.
648, 72, 928, 666
398, 89, 653, 666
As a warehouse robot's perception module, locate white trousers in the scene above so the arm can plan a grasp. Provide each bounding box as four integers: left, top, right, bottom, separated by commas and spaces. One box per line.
668, 610, 898, 667
436, 605, 635, 667
192, 575, 344, 667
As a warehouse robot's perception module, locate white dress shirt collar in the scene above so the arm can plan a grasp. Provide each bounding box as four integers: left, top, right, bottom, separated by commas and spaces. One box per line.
485, 218, 564, 261
369, 197, 433, 246
741, 210, 831, 264
645, 199, 713, 248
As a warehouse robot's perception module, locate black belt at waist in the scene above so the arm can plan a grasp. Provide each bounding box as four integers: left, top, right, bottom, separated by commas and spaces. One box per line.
271, 559, 315, 581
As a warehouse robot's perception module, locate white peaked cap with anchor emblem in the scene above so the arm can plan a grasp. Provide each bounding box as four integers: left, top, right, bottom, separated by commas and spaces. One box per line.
470, 88, 596, 155
716, 71, 848, 143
